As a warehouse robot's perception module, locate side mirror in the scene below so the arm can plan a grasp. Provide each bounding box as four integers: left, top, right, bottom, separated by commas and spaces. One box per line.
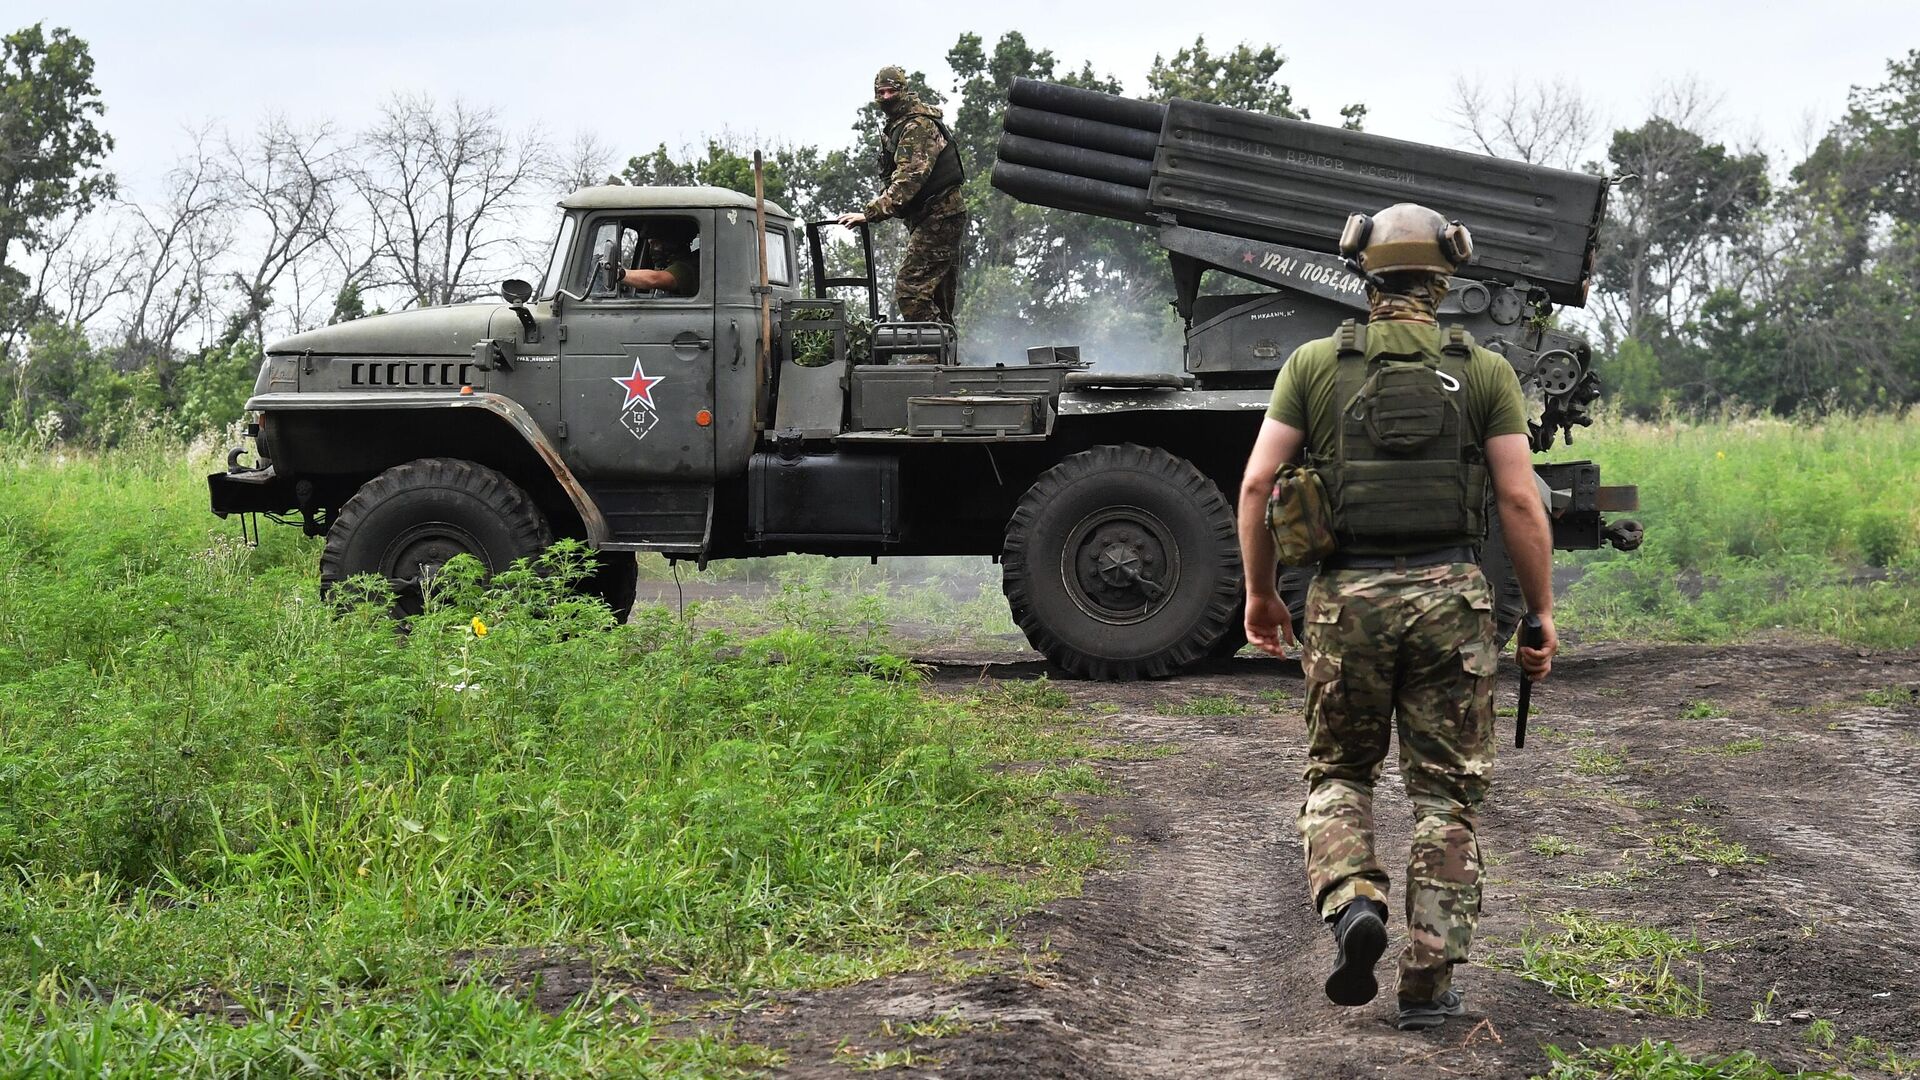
598, 237, 624, 292
501, 278, 533, 305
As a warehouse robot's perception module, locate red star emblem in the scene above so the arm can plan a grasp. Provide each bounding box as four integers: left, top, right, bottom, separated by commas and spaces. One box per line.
1242, 250, 1256, 264
611, 359, 665, 410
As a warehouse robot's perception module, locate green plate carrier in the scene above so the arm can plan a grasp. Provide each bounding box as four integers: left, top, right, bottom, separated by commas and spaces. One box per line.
1320, 320, 1488, 556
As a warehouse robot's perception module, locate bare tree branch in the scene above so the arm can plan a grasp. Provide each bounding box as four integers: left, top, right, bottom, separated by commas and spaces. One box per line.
120, 128, 233, 356
216, 115, 352, 349
355, 94, 551, 308
1448, 75, 1601, 169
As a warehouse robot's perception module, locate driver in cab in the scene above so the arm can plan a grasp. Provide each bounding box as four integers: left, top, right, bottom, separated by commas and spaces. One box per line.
616, 222, 698, 296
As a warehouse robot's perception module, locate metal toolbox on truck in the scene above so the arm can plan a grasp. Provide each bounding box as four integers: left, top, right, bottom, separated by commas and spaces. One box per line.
850, 363, 1075, 431
905, 394, 1051, 436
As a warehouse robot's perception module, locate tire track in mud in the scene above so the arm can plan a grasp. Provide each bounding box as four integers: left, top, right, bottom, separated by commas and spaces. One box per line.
691, 642, 1920, 1077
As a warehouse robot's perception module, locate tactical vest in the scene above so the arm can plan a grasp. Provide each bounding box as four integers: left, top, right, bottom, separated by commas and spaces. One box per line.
1318, 320, 1488, 556
878, 107, 965, 221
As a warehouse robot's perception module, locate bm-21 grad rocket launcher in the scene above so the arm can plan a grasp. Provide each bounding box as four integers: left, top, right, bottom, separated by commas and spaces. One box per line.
990, 78, 1645, 641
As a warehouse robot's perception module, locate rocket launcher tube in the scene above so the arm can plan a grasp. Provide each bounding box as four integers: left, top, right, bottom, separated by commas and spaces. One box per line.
1008, 77, 1166, 132
993, 80, 1609, 308
995, 133, 1155, 189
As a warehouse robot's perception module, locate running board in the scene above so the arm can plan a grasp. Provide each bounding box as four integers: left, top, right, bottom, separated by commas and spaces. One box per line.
584, 481, 713, 553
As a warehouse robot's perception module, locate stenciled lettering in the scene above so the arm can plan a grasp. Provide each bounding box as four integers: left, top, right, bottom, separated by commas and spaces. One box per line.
1356, 162, 1419, 185
1284, 149, 1347, 171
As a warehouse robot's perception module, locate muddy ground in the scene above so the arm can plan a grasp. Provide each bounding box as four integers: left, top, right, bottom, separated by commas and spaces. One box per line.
620, 589, 1920, 1076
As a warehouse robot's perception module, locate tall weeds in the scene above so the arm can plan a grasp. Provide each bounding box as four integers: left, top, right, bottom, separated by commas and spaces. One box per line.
0, 445, 1094, 1070
1560, 411, 1920, 646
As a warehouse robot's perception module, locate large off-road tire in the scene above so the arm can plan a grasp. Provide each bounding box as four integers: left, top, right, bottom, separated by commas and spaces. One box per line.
582, 551, 639, 624
320, 458, 553, 615
1002, 444, 1242, 680
1213, 563, 1315, 658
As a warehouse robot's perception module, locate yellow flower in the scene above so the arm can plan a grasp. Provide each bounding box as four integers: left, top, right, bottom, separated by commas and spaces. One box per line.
1715, 451, 1726, 460
471, 617, 489, 638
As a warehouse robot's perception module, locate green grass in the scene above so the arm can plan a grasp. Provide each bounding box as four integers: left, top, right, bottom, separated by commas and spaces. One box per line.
1531, 835, 1587, 858
1682, 700, 1729, 720
0, 443, 1103, 1072
1570, 866, 1660, 891
1559, 412, 1920, 648
1168, 694, 1250, 716
1862, 686, 1918, 707
1537, 1039, 1848, 1079
1637, 821, 1768, 867
880, 1010, 976, 1041
1498, 911, 1719, 1017
0, 984, 779, 1078
1573, 746, 1628, 776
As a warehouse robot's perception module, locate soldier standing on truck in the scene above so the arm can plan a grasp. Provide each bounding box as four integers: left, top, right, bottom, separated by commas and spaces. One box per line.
836, 65, 967, 344
1235, 203, 1560, 1031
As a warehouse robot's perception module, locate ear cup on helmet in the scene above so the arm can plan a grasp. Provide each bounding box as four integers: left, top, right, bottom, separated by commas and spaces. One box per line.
1441, 220, 1474, 267
1339, 213, 1372, 259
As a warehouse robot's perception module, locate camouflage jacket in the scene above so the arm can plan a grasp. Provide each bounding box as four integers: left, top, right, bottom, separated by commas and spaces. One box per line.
865, 101, 965, 225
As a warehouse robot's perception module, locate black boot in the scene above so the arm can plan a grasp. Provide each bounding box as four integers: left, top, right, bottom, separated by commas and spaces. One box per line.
1324, 898, 1388, 1006
1396, 988, 1466, 1031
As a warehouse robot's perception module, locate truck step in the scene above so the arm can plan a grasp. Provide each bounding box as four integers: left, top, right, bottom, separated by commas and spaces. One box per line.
586, 481, 712, 553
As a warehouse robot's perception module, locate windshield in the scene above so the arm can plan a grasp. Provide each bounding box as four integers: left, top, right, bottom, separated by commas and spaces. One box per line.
538, 213, 579, 300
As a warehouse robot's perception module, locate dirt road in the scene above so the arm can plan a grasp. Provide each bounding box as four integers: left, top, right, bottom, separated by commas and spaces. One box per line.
736, 640, 1920, 1078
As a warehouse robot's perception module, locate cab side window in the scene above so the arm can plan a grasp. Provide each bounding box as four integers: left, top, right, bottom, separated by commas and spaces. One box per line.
766, 227, 792, 287
579, 213, 703, 302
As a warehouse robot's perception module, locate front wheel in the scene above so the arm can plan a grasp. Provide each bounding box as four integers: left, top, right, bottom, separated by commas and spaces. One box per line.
582, 550, 639, 624
1002, 444, 1242, 680
320, 458, 553, 615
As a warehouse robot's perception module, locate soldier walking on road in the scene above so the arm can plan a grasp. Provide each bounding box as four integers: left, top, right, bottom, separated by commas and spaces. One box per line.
837, 65, 968, 343
1236, 204, 1560, 1032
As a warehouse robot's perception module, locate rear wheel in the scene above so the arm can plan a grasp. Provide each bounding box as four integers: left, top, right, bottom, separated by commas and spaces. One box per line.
1212, 562, 1315, 657
320, 458, 553, 615
1002, 444, 1241, 680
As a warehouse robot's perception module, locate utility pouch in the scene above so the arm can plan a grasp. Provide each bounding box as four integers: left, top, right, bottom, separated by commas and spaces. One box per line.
1267, 462, 1338, 566
1351, 360, 1454, 452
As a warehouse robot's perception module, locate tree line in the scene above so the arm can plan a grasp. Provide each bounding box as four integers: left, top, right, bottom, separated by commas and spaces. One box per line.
2, 23, 1915, 447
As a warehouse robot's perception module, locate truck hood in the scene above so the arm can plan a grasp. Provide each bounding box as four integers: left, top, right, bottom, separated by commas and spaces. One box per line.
267, 304, 507, 358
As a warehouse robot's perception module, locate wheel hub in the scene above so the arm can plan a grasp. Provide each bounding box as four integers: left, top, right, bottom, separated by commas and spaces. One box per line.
1061, 508, 1179, 625
382, 523, 484, 601
1094, 541, 1145, 587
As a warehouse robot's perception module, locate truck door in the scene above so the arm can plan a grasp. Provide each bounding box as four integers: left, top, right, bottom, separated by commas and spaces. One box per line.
559, 209, 718, 483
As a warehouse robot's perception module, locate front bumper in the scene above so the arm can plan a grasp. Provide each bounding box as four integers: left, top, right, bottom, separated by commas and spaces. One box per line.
208, 462, 298, 517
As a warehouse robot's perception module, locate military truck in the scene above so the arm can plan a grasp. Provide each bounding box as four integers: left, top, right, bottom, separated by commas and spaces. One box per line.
210, 79, 1641, 679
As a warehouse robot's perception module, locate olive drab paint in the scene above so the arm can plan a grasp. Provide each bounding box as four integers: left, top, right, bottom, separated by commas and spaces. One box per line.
209, 78, 1639, 680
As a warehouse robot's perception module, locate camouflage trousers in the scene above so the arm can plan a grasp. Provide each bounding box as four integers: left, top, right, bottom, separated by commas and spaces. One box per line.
894, 210, 966, 338
1297, 561, 1499, 1003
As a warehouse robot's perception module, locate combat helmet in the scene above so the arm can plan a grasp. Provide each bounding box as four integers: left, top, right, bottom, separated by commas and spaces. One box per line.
1338, 202, 1474, 280
873, 65, 908, 94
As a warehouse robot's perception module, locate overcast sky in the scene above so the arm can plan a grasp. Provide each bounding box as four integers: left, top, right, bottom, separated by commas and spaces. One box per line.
24, 1, 1920, 205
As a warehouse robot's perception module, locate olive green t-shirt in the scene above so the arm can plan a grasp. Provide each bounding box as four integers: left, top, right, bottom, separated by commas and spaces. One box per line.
662, 256, 697, 296
1266, 320, 1529, 465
